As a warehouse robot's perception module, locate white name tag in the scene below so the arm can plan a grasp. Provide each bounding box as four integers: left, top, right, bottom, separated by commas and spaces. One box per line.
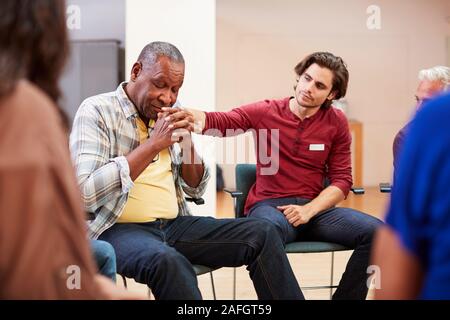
309, 144, 325, 151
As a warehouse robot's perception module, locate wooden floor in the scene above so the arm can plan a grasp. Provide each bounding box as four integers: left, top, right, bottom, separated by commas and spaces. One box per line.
120, 187, 389, 300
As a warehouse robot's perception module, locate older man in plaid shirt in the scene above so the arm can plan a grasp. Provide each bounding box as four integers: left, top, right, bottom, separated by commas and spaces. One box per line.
70, 41, 303, 300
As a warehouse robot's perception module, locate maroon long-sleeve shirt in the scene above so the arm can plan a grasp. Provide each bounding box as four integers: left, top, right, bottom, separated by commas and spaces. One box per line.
203, 97, 353, 214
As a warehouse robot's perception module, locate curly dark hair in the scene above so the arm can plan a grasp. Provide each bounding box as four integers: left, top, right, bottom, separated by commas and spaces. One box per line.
0, 0, 69, 105
294, 52, 349, 109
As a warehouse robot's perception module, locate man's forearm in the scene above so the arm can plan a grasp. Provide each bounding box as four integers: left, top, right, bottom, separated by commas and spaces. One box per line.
126, 143, 160, 181
305, 185, 345, 217
181, 144, 204, 188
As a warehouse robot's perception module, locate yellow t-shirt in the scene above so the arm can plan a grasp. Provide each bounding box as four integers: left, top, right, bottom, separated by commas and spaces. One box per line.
118, 117, 178, 223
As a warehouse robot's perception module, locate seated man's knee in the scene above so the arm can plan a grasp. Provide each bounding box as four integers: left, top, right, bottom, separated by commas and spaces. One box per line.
91, 240, 116, 265
246, 218, 283, 249
91, 240, 117, 281
249, 207, 290, 242
139, 247, 193, 277
360, 216, 384, 245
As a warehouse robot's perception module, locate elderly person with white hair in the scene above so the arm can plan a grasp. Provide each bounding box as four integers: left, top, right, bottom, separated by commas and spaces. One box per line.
393, 65, 450, 171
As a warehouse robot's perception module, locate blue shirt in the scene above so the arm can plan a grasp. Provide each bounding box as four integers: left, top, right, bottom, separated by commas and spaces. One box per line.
386, 92, 450, 299
392, 122, 410, 174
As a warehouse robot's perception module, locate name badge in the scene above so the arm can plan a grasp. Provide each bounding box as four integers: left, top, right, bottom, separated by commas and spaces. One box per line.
309, 144, 325, 151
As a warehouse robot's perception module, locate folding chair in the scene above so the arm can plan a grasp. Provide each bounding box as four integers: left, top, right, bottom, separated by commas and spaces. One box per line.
225, 164, 364, 299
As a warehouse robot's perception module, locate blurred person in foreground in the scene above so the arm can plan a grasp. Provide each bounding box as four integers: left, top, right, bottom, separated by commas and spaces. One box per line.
0, 0, 144, 299
373, 92, 450, 299
393, 66, 449, 173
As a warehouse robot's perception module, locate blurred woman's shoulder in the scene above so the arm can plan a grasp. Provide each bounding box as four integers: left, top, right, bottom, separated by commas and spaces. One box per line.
0, 80, 68, 166
2, 80, 61, 121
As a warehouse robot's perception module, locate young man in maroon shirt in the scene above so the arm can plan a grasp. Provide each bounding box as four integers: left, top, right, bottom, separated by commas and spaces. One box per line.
164, 52, 383, 299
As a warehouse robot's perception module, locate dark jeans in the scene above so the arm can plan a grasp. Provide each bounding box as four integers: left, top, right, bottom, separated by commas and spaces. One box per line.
99, 216, 303, 300
90, 239, 117, 282
248, 197, 383, 300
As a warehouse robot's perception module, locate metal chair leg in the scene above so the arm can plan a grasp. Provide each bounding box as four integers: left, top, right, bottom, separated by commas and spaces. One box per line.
233, 196, 237, 301
330, 251, 335, 300
209, 272, 217, 300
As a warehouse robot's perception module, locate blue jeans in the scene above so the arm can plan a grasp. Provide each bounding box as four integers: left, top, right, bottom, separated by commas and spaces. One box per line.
248, 197, 383, 300
99, 216, 303, 300
90, 239, 117, 282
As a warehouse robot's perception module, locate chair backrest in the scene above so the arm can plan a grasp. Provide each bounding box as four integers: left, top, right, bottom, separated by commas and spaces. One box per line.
235, 164, 257, 218
234, 164, 334, 218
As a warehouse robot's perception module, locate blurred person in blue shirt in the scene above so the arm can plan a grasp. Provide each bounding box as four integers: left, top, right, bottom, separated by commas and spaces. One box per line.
373, 92, 450, 299
392, 66, 449, 173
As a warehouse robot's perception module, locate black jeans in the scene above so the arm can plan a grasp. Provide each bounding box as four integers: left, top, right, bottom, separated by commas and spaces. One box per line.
248, 197, 384, 299
100, 216, 303, 300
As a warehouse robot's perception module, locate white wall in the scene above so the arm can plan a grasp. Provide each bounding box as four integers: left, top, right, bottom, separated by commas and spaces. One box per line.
126, 0, 217, 216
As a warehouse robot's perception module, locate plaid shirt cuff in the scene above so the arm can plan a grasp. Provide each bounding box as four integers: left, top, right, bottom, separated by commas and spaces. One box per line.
112, 156, 134, 193
179, 161, 210, 198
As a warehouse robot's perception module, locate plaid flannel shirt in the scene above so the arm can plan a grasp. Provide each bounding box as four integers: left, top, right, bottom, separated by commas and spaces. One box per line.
69, 82, 210, 239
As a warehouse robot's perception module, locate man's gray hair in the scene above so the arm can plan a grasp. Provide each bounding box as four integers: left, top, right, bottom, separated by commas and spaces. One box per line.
418, 66, 450, 91
137, 41, 184, 66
